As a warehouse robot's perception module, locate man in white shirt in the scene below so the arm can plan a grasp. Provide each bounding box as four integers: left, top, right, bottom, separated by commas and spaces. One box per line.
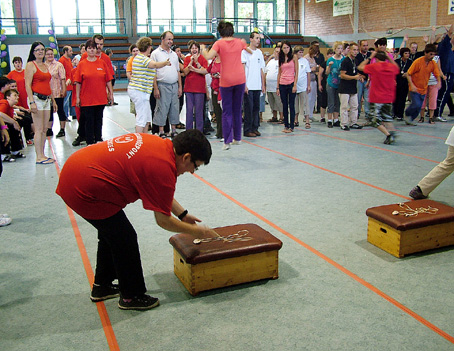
151, 31, 182, 138
265, 46, 283, 123
294, 46, 312, 128
242, 31, 265, 137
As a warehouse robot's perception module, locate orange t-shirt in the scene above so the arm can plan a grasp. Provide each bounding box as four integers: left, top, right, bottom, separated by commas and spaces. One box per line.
74, 58, 113, 106
7, 70, 28, 108
31, 62, 52, 96
126, 56, 133, 73
81, 51, 115, 77
0, 99, 14, 118
407, 56, 440, 95
59, 55, 73, 91
212, 38, 247, 87
56, 133, 177, 220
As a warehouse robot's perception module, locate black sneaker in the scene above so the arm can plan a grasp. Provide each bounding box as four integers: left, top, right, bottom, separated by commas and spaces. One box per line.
350, 123, 363, 129
333, 120, 340, 127
56, 129, 65, 138
409, 185, 428, 200
327, 121, 333, 128
159, 133, 167, 139
118, 294, 160, 310
320, 118, 326, 123
72, 136, 82, 146
90, 283, 120, 302
384, 135, 393, 144
340, 125, 350, 131
46, 129, 53, 137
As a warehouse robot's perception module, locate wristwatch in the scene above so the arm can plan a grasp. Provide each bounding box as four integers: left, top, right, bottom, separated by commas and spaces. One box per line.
29, 101, 36, 104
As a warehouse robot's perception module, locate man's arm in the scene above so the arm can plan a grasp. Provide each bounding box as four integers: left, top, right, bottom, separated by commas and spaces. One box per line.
154, 211, 217, 237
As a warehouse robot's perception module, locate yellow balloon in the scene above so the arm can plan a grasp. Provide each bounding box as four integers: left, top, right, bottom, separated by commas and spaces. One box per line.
253, 27, 258, 32
53, 49, 58, 55
1, 62, 7, 68
0, 29, 5, 34
49, 36, 55, 42
0, 44, 6, 50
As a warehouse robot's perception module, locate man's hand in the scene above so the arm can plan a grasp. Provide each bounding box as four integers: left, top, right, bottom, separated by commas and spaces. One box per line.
1, 129, 10, 146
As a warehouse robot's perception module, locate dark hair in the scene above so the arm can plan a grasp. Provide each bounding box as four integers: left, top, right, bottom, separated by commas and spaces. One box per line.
278, 41, 293, 66
374, 51, 388, 62
105, 48, 113, 55
425, 43, 437, 54
161, 30, 174, 40
326, 48, 334, 55
12, 56, 22, 64
79, 43, 86, 50
343, 42, 350, 50
172, 129, 212, 165
375, 37, 387, 47
85, 39, 97, 50
92, 34, 104, 42
310, 40, 319, 46
358, 39, 369, 46
217, 20, 234, 38
27, 41, 45, 62
250, 31, 259, 39
4, 89, 19, 98
0, 76, 10, 90
399, 47, 410, 57
129, 44, 138, 54
63, 46, 72, 54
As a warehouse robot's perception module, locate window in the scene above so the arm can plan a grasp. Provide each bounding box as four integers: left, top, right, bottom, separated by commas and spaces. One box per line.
0, 0, 16, 34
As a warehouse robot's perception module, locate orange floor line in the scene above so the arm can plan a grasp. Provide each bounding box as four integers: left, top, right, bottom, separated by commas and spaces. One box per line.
194, 173, 454, 344
243, 140, 412, 200
50, 146, 120, 351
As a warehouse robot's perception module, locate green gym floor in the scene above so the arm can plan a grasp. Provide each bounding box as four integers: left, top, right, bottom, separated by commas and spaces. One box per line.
1, 92, 453, 351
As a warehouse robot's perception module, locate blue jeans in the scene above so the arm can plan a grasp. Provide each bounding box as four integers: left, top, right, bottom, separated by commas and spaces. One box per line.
279, 83, 296, 129
357, 80, 370, 118
405, 91, 426, 121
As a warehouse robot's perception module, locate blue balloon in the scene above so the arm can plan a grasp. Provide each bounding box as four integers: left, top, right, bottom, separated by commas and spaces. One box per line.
0, 35, 6, 41
1, 51, 7, 58
49, 43, 56, 49
48, 29, 54, 35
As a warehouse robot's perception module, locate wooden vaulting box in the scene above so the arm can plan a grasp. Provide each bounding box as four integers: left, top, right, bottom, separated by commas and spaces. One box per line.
169, 223, 283, 296
366, 200, 454, 258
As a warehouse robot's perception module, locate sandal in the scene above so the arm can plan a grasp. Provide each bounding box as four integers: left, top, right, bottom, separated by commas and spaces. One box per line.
282, 128, 291, 133
305, 123, 311, 129
36, 157, 54, 165
418, 117, 424, 123
294, 122, 299, 127
429, 118, 435, 124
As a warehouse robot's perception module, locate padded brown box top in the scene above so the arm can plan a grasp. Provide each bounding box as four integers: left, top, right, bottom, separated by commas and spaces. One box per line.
169, 223, 283, 264
366, 200, 454, 231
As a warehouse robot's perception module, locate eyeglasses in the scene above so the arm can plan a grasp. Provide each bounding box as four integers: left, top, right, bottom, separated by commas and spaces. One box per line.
192, 160, 199, 172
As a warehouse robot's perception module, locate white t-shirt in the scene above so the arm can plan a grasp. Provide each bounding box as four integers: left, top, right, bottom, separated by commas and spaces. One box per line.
241, 48, 265, 91
296, 57, 311, 93
265, 58, 279, 92
150, 46, 180, 84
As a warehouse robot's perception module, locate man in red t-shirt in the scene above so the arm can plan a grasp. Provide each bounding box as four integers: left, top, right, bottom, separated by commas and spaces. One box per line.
359, 51, 400, 144
80, 34, 115, 77
59, 46, 73, 117
56, 130, 214, 310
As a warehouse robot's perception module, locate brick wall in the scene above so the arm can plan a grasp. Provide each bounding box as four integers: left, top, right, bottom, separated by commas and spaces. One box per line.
303, 0, 353, 36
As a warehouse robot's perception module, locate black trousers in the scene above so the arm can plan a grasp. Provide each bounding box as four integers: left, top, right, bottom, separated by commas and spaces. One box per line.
393, 78, 409, 118
80, 105, 104, 144
1, 125, 23, 154
86, 210, 147, 299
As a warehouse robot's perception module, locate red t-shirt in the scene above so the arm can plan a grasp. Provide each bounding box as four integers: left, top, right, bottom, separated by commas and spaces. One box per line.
7, 70, 28, 108
364, 61, 400, 103
56, 133, 177, 220
74, 58, 112, 106
59, 55, 73, 91
183, 55, 208, 93
212, 38, 247, 87
81, 52, 115, 77
0, 99, 14, 119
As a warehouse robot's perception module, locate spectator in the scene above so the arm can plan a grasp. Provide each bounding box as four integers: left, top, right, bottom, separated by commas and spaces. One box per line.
277, 41, 298, 133
0, 89, 24, 161
355, 40, 371, 121
304, 45, 318, 122
183, 41, 208, 132
294, 45, 311, 129
393, 47, 413, 120
59, 46, 73, 118
74, 39, 113, 145
207, 53, 222, 139
435, 25, 454, 120
318, 49, 334, 126
173, 45, 187, 129
325, 41, 344, 128
74, 43, 85, 62
7, 57, 29, 109
24, 41, 57, 164
0, 112, 11, 227
241, 31, 265, 137
126, 44, 140, 117
265, 45, 283, 123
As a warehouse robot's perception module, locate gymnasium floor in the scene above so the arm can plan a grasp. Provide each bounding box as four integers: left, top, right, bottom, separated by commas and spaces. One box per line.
1, 92, 453, 351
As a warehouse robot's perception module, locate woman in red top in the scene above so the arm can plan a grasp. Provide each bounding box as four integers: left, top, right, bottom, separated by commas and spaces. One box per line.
75, 39, 113, 145
25, 41, 57, 164
183, 42, 208, 132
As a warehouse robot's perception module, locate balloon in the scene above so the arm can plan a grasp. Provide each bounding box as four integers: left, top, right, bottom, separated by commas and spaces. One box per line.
48, 29, 54, 35
0, 35, 6, 41
53, 49, 58, 55
273, 44, 276, 48
253, 27, 258, 32
49, 43, 56, 49
49, 36, 55, 42
1, 62, 7, 68
1, 51, 6, 58
0, 29, 5, 34
0, 44, 6, 50
265, 39, 271, 45
123, 64, 126, 69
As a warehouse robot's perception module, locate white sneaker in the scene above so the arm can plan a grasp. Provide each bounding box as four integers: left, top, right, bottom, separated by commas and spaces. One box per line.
0, 214, 9, 218
222, 143, 231, 150
0, 217, 12, 227
231, 140, 241, 145
436, 116, 447, 122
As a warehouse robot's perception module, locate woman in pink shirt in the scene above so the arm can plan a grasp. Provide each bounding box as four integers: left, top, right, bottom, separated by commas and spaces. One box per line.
277, 41, 298, 133
201, 21, 252, 150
